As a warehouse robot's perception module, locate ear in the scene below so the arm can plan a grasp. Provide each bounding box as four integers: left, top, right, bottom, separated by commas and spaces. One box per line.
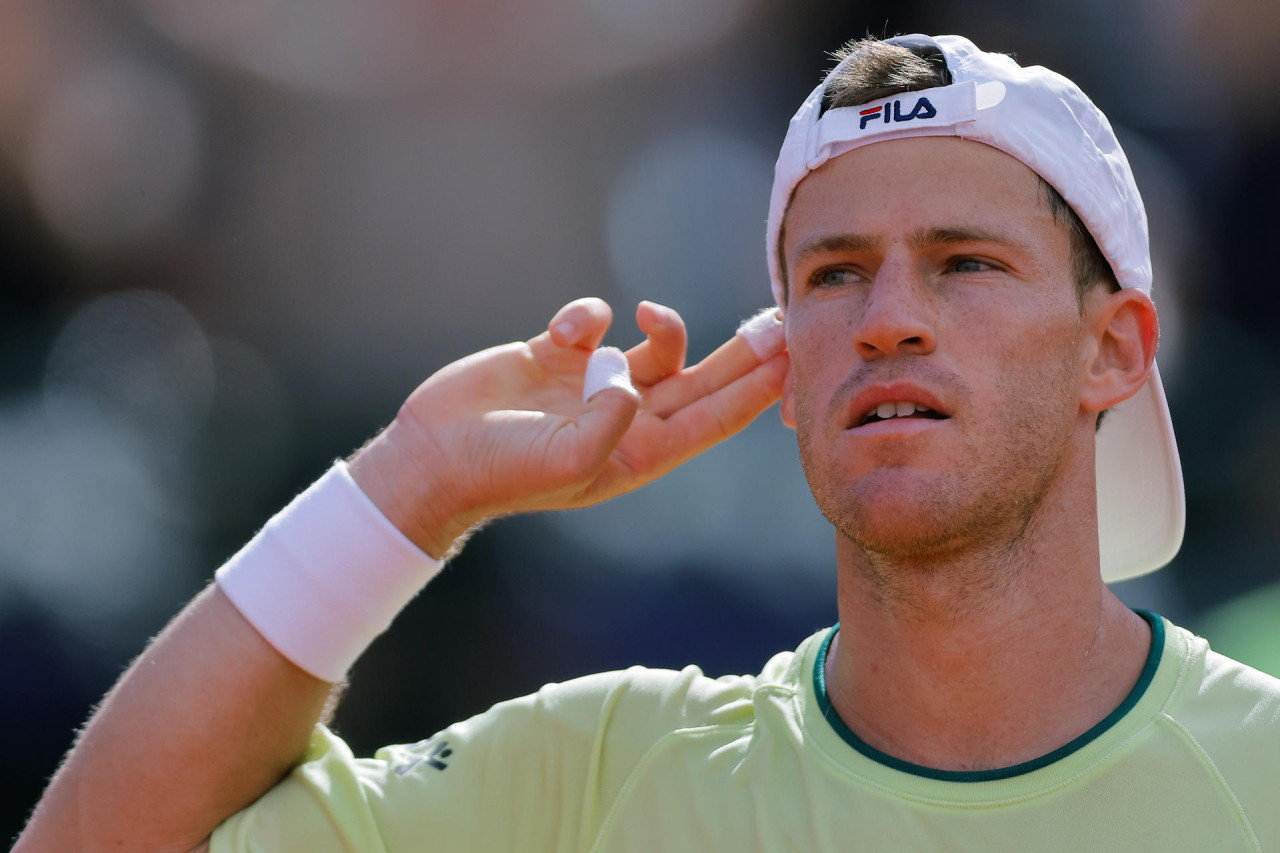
1080, 288, 1159, 414
779, 361, 798, 429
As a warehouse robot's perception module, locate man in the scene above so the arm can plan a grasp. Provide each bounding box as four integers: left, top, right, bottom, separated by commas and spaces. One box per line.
16, 34, 1280, 852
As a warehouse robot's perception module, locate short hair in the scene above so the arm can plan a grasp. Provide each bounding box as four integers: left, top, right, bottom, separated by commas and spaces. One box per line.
778, 38, 1120, 303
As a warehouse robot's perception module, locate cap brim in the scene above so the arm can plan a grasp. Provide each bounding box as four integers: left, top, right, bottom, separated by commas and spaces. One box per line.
1096, 362, 1185, 582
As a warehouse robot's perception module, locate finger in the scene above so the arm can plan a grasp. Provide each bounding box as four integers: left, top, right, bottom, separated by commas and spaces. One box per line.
658, 352, 789, 460
555, 385, 641, 482
543, 298, 614, 351
735, 307, 786, 360
625, 300, 687, 386
582, 346, 636, 402
645, 316, 787, 419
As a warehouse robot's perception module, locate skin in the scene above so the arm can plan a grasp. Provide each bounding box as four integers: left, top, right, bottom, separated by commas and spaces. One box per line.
780, 136, 1160, 770
15, 299, 787, 852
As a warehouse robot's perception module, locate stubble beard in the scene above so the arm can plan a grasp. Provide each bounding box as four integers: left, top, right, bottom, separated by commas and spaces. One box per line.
794, 365, 1079, 601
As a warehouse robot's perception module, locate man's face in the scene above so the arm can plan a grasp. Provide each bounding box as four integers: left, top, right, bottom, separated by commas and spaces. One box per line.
781, 136, 1095, 561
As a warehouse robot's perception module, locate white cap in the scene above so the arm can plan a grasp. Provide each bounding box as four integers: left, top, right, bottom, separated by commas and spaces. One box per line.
766, 34, 1184, 582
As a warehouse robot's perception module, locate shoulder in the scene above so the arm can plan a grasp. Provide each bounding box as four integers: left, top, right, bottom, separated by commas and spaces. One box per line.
1201, 649, 1280, 718
445, 628, 824, 756
1161, 622, 1280, 828
1168, 623, 1280, 736
501, 637, 815, 741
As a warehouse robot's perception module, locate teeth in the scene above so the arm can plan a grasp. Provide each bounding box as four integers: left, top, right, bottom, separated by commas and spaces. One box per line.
867, 401, 934, 423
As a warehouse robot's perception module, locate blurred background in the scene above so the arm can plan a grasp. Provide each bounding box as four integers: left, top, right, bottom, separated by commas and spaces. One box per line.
4, 0, 1280, 840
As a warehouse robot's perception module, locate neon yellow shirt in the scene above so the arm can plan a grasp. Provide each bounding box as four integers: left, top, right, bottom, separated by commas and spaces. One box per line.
212, 613, 1280, 851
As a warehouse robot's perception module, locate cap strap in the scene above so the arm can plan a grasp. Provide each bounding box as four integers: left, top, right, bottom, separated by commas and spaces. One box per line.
809, 80, 980, 169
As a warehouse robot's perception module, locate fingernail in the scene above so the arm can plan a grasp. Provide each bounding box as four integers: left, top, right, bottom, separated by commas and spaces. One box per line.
583, 347, 635, 402
639, 301, 665, 328
554, 321, 576, 341
736, 307, 785, 359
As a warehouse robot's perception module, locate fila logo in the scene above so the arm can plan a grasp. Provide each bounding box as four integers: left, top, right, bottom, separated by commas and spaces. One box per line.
858, 96, 938, 130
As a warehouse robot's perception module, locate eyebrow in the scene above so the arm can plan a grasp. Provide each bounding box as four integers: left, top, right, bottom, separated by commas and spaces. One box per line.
907, 225, 1031, 253
790, 233, 879, 268
788, 225, 1032, 267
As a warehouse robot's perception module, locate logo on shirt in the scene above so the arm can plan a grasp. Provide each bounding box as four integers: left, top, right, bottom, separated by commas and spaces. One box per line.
393, 738, 454, 775
859, 96, 938, 130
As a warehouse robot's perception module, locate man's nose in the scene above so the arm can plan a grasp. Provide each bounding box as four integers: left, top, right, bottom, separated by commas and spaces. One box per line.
852, 261, 937, 361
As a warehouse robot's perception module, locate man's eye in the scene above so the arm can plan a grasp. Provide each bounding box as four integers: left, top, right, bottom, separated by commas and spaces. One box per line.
815, 269, 861, 287
952, 258, 991, 273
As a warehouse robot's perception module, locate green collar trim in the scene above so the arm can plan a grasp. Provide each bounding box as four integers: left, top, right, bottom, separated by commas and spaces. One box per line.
811, 609, 1165, 782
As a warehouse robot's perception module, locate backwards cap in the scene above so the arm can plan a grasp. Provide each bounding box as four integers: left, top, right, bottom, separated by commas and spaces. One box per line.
766, 34, 1184, 582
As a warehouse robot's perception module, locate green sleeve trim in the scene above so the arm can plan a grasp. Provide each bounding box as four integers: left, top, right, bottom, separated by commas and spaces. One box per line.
811, 609, 1165, 782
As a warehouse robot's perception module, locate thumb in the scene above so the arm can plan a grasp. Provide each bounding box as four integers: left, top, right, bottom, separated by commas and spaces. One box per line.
573, 347, 640, 466
582, 346, 636, 403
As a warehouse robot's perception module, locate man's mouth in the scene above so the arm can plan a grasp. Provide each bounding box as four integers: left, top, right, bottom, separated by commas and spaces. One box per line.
857, 401, 949, 427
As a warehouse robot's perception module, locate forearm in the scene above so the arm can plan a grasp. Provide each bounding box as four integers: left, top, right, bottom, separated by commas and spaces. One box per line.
13, 298, 784, 852
15, 443, 453, 852
15, 585, 334, 853
13, 428, 460, 853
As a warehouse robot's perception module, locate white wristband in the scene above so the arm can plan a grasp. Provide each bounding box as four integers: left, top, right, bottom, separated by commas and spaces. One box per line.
215, 461, 443, 682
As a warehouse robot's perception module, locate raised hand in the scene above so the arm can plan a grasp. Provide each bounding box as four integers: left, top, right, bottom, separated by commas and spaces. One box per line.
349, 297, 789, 558
12, 297, 786, 853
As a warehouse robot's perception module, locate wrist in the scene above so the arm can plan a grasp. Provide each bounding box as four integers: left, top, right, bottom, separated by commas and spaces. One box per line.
346, 416, 482, 560
215, 461, 444, 681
